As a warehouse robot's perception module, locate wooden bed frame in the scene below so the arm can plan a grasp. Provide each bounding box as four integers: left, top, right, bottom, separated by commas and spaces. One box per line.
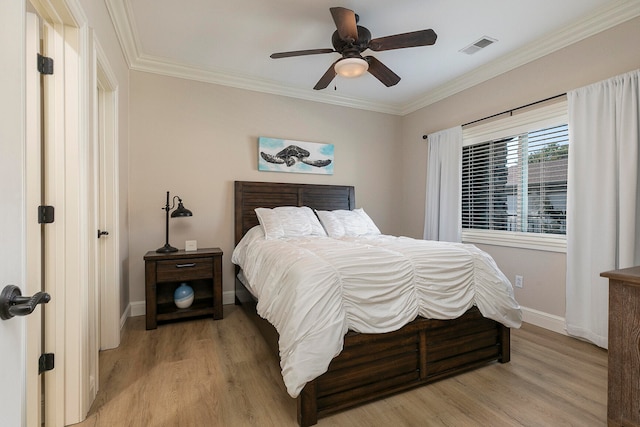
234, 181, 511, 426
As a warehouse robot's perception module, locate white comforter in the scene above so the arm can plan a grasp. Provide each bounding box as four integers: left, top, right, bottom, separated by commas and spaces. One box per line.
232, 226, 522, 397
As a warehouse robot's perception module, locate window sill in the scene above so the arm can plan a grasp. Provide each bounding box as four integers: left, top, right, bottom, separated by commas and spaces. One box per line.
462, 230, 566, 253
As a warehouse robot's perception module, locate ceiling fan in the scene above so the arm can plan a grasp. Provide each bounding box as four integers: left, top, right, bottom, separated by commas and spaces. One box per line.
270, 7, 437, 90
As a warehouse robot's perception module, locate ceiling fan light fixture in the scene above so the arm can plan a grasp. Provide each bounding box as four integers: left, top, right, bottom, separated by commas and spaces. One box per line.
334, 57, 369, 78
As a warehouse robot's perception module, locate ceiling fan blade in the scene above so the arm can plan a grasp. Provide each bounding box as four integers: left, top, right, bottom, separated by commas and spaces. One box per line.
365, 56, 400, 87
313, 60, 340, 90
369, 29, 437, 51
330, 7, 358, 41
270, 48, 335, 59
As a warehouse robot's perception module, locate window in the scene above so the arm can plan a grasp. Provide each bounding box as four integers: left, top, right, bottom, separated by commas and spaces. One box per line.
461, 101, 568, 252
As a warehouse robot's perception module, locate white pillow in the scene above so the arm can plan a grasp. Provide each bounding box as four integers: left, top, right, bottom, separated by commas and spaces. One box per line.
316, 208, 381, 238
255, 206, 327, 239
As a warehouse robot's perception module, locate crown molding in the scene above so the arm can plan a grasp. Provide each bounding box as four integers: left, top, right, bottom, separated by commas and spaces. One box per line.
105, 0, 142, 67
401, 0, 640, 115
131, 53, 404, 115
107, 0, 640, 116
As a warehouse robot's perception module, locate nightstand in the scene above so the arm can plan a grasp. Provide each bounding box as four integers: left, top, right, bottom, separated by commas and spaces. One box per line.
144, 247, 223, 330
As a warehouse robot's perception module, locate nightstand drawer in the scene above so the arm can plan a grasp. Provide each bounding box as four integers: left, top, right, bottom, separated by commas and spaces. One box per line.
156, 257, 213, 282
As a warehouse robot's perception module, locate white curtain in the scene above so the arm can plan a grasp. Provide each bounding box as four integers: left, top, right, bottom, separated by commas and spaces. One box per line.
424, 126, 462, 242
566, 69, 640, 348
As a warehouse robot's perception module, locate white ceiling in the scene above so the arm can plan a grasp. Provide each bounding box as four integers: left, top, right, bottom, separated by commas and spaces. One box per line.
106, 0, 640, 115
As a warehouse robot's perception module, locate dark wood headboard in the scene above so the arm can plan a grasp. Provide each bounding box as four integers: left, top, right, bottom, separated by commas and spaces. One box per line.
234, 181, 355, 245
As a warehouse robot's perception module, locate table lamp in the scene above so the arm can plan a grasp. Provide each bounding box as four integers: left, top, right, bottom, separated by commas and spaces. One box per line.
156, 191, 193, 253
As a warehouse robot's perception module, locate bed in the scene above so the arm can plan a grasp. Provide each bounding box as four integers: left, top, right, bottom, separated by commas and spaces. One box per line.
233, 180, 520, 426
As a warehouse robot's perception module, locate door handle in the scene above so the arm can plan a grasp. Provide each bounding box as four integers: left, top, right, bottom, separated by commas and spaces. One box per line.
98, 229, 109, 238
0, 285, 51, 320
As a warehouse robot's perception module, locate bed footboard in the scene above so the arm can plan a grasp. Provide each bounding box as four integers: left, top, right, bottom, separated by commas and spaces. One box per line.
236, 277, 511, 427
297, 307, 510, 426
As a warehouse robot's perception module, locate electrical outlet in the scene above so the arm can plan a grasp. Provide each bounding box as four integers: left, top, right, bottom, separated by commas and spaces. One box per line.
515, 275, 523, 288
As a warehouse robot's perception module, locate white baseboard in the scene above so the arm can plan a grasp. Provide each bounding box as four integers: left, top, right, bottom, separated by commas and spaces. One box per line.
130, 300, 146, 317
120, 303, 131, 329
223, 290, 235, 305
521, 306, 567, 335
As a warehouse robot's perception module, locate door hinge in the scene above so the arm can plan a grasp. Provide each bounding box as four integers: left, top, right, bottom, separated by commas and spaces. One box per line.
38, 205, 55, 224
37, 54, 54, 75
39, 353, 55, 374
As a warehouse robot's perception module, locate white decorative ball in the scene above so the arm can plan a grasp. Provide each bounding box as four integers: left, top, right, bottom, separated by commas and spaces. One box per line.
174, 283, 194, 309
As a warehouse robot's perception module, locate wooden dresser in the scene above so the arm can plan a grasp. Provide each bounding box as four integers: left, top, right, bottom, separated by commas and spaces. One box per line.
601, 266, 640, 427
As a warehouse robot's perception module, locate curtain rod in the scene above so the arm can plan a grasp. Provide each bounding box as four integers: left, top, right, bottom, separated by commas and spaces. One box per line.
421, 92, 566, 140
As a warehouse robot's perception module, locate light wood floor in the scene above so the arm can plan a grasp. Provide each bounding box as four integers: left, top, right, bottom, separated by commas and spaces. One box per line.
73, 305, 607, 427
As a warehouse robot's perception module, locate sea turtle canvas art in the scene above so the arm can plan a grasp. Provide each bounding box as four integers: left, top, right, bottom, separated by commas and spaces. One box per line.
258, 137, 334, 175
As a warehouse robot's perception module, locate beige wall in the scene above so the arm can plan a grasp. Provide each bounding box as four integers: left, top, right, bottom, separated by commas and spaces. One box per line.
400, 16, 640, 319
128, 72, 402, 304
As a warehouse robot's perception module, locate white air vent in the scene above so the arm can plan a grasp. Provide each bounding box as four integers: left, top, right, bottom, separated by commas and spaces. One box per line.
460, 36, 498, 55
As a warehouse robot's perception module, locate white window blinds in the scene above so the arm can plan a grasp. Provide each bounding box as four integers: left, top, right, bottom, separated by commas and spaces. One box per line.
462, 124, 568, 234
462, 101, 568, 239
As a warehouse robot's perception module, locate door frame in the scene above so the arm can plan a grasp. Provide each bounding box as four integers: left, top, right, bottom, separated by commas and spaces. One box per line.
39, 15, 81, 426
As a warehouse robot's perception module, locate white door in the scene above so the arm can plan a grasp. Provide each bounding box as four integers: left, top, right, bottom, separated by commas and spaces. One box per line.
0, 0, 27, 415
0, 7, 45, 427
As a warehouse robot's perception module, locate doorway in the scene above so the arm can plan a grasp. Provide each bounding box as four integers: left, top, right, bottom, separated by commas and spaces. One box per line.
95, 42, 121, 352
29, 1, 122, 424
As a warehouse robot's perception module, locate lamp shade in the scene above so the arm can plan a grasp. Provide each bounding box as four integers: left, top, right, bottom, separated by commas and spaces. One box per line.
171, 201, 192, 217
334, 57, 369, 78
